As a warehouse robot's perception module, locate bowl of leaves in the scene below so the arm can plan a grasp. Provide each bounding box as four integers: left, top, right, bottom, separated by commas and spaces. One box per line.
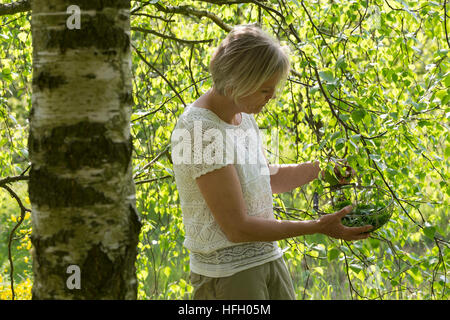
313, 184, 394, 232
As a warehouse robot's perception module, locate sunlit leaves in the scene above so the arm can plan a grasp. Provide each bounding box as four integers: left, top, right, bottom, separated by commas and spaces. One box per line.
0, 0, 448, 300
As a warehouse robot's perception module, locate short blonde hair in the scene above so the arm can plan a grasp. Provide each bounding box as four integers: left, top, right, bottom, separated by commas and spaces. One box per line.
209, 24, 291, 103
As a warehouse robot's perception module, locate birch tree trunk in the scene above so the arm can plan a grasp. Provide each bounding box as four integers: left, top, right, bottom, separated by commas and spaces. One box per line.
29, 0, 141, 299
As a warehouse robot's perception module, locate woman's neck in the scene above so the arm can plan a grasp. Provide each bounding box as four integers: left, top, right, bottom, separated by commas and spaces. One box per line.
201, 88, 242, 125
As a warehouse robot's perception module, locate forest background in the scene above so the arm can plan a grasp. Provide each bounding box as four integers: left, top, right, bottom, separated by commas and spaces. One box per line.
0, 0, 448, 300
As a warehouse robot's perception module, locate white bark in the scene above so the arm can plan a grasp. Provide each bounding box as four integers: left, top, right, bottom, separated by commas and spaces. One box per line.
29, 0, 140, 299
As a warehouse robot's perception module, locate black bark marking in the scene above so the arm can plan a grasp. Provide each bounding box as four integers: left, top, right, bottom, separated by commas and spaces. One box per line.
75, 206, 141, 299
43, 12, 130, 54
78, 244, 118, 298
119, 90, 133, 105
82, 73, 96, 79
30, 230, 76, 300
124, 203, 142, 298
29, 121, 132, 173
29, 166, 113, 208
33, 71, 68, 91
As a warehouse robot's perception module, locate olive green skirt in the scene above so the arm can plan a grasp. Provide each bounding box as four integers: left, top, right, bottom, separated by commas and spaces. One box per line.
190, 257, 296, 300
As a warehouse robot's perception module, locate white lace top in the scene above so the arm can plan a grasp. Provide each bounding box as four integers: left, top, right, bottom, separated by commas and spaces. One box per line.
170, 104, 283, 277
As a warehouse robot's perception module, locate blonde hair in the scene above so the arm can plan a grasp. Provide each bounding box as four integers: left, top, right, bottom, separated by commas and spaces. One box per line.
209, 24, 291, 103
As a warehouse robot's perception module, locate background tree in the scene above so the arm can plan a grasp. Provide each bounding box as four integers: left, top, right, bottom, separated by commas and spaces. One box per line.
0, 0, 448, 300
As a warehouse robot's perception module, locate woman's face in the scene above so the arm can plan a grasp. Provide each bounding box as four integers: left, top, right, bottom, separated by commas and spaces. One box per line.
236, 74, 280, 114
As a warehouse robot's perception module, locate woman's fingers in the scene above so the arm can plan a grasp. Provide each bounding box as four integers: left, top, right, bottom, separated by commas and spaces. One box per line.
344, 232, 371, 241
344, 224, 373, 235
320, 206, 373, 241
334, 206, 373, 240
335, 205, 353, 218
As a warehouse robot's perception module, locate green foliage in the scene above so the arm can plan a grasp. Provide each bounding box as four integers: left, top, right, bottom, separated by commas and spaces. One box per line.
1, 0, 448, 300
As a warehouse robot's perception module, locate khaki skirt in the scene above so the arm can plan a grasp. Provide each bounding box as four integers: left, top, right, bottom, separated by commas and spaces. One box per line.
190, 257, 296, 300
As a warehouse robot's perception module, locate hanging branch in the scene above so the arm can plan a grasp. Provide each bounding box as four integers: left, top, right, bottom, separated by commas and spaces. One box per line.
131, 75, 210, 123
188, 44, 200, 97
151, 3, 232, 32
131, 27, 214, 45
131, 43, 186, 107
135, 175, 172, 185
133, 145, 171, 180
0, 175, 31, 300
444, 0, 450, 49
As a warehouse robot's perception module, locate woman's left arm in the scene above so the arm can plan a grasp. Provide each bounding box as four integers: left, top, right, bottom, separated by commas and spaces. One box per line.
268, 162, 322, 194
261, 147, 322, 194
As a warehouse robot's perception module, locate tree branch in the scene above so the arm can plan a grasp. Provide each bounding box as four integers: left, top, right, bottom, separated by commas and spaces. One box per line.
0, 175, 29, 186
152, 3, 232, 32
1, 181, 31, 300
135, 175, 172, 185
131, 27, 214, 44
131, 43, 186, 107
445, 0, 450, 48
0, 0, 31, 16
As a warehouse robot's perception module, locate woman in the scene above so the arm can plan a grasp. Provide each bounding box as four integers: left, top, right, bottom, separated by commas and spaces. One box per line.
170, 24, 372, 300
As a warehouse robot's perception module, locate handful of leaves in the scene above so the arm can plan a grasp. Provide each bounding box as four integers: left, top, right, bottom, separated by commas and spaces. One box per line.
331, 200, 392, 232
315, 184, 394, 233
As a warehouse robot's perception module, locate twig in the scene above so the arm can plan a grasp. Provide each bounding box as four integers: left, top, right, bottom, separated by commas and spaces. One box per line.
135, 175, 172, 185
0, 0, 30, 16
133, 145, 171, 180
131, 13, 175, 23
153, 3, 232, 32
131, 43, 186, 107
1, 183, 31, 300
131, 76, 210, 123
0, 175, 29, 186
444, 0, 450, 49
131, 27, 213, 44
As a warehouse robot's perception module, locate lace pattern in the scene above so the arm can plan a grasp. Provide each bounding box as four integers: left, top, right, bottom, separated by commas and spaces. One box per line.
190, 242, 283, 278
171, 105, 281, 277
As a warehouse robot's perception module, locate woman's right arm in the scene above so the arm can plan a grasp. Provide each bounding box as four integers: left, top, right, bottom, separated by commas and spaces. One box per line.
195, 164, 372, 243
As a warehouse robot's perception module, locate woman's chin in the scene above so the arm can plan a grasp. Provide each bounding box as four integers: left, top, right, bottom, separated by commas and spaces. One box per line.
243, 105, 264, 114
256, 105, 265, 112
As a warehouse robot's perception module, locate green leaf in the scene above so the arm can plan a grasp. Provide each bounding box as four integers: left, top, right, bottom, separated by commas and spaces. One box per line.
163, 266, 171, 277
336, 55, 347, 69
330, 131, 341, 141
18, 32, 28, 43
314, 267, 324, 275
327, 248, 340, 261
286, 14, 295, 25
444, 74, 450, 88
310, 85, 320, 95
423, 225, 436, 239
351, 109, 366, 123
349, 263, 364, 273
335, 138, 346, 151
319, 70, 335, 83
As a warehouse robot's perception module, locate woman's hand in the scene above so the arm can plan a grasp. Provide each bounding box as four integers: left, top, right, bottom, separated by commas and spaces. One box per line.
320, 159, 356, 185
317, 205, 372, 241
333, 159, 356, 185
